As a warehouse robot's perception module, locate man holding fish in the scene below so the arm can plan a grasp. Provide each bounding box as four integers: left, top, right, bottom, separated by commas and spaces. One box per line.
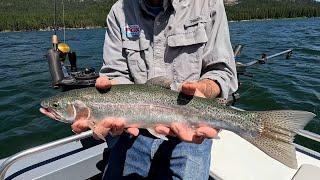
40, 0, 315, 178
73, 0, 238, 179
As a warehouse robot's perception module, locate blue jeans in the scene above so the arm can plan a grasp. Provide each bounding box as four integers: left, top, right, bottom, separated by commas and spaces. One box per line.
103, 130, 212, 180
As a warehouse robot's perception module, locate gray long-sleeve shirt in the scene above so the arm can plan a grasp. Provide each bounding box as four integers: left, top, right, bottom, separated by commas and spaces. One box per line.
100, 0, 238, 99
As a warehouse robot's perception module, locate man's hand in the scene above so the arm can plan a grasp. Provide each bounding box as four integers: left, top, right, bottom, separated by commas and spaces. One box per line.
181, 79, 221, 99
95, 76, 117, 90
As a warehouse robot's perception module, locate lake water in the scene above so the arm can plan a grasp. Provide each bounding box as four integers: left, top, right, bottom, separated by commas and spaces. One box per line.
0, 18, 319, 158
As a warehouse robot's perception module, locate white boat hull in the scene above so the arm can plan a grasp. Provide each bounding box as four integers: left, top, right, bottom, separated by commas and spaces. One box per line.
210, 130, 320, 180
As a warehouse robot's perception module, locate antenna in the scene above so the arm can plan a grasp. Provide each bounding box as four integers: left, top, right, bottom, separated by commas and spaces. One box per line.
54, 0, 57, 35
62, 0, 66, 43
52, 0, 58, 50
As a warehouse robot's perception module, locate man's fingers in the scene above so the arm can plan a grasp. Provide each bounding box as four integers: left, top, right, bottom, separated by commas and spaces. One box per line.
95, 117, 137, 137
109, 118, 125, 136
154, 126, 176, 136
71, 120, 89, 134
196, 127, 219, 139
181, 82, 206, 98
181, 82, 197, 95
192, 135, 205, 144
110, 127, 124, 136
154, 126, 170, 135
95, 76, 112, 90
126, 128, 139, 136
171, 123, 196, 142
170, 123, 218, 143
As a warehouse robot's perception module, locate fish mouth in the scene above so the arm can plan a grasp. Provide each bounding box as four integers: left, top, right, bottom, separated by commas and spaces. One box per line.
39, 107, 64, 122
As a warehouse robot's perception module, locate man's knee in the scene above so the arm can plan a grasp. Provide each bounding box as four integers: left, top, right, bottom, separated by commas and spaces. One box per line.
171, 139, 213, 180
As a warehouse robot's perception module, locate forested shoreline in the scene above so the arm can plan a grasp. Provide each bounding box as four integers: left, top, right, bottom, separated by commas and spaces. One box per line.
225, 0, 320, 21
1, 0, 320, 32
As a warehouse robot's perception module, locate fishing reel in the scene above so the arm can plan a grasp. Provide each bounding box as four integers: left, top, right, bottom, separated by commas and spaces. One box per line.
46, 35, 99, 91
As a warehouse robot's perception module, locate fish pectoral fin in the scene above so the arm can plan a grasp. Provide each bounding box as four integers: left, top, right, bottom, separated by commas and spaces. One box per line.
147, 128, 169, 141
94, 132, 107, 142
88, 120, 96, 130
88, 120, 107, 142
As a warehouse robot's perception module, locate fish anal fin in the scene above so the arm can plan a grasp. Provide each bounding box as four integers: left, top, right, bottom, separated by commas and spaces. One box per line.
147, 128, 168, 141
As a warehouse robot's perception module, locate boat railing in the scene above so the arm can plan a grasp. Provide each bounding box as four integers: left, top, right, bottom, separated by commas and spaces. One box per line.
298, 130, 320, 144
0, 127, 319, 179
0, 130, 93, 180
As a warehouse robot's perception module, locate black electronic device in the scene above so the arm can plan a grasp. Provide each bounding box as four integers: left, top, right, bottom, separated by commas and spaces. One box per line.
46, 49, 99, 91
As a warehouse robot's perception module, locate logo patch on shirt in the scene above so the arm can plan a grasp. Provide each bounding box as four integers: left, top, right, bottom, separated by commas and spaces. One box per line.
124, 25, 141, 39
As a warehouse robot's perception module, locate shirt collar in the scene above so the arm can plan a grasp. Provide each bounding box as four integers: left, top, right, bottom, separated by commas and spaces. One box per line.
140, 0, 173, 17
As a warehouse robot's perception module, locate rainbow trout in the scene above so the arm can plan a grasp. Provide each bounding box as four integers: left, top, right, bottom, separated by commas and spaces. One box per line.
39, 78, 315, 169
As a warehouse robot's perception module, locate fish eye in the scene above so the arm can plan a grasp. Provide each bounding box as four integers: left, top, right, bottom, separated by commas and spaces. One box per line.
52, 102, 59, 108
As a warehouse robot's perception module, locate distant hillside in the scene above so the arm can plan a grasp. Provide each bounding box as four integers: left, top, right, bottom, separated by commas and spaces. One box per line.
226, 0, 320, 20
0, 0, 114, 31
0, 0, 320, 31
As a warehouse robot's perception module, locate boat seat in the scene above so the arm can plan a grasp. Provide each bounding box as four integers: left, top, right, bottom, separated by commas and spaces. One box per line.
292, 164, 320, 180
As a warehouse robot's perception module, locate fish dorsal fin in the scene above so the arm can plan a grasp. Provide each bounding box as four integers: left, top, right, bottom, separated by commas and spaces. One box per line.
146, 76, 172, 89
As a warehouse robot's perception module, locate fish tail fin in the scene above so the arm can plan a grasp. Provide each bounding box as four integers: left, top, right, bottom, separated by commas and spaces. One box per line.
244, 110, 315, 169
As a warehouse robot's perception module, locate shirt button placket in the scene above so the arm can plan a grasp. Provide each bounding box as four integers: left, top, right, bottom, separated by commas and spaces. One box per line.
153, 17, 166, 77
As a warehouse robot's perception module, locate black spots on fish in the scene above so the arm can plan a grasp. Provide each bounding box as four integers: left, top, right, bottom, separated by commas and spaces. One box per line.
177, 93, 194, 105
